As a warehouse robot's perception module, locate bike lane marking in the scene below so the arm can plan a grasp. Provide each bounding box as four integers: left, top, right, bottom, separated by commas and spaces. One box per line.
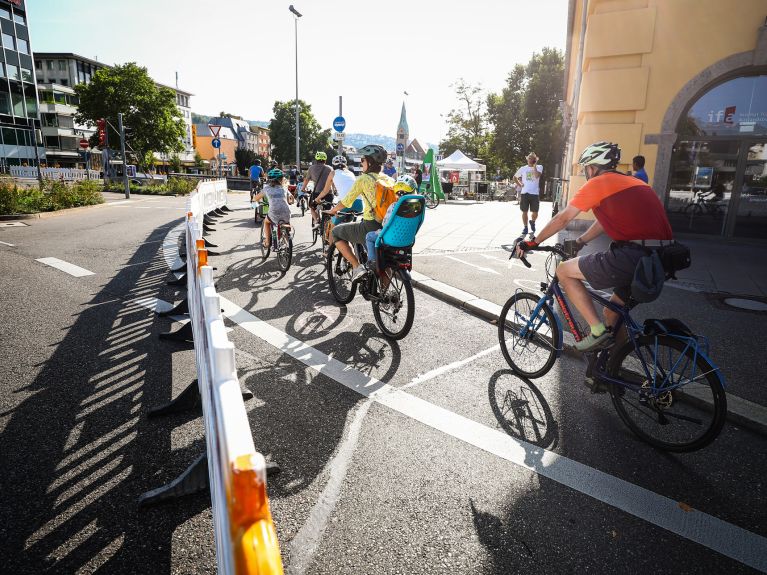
217, 294, 766, 572
444, 255, 501, 275
35, 257, 95, 277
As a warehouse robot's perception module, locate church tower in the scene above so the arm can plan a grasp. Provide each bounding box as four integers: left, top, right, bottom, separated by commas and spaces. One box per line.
396, 102, 409, 175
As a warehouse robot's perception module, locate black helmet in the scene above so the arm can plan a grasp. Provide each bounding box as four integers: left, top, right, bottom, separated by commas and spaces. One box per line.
357, 144, 387, 164
254, 159, 261, 166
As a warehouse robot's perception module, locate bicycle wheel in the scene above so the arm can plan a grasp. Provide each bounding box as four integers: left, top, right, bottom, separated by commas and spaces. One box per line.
373, 268, 415, 340
607, 334, 726, 452
424, 192, 439, 209
276, 228, 293, 272
259, 223, 270, 261
684, 203, 703, 216
326, 244, 356, 303
498, 292, 559, 378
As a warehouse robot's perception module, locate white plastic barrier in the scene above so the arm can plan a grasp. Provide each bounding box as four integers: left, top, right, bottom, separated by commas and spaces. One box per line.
9, 166, 101, 181
186, 181, 283, 574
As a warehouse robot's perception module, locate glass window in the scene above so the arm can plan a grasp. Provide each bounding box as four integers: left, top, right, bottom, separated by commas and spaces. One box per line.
6, 64, 19, 81
44, 135, 59, 149
20, 67, 32, 82
14, 13, 26, 26
2, 127, 17, 146
35, 60, 42, 70
0, 62, 4, 78
0, 92, 10, 116
46, 60, 53, 71
17, 38, 28, 54
58, 60, 66, 71
60, 78, 68, 86
10, 82, 24, 116
1, 33, 14, 50
41, 112, 57, 127
0, 8, 9, 20
24, 84, 36, 117
682, 75, 767, 137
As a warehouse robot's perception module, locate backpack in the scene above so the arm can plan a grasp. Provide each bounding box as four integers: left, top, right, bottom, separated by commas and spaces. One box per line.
365, 174, 398, 222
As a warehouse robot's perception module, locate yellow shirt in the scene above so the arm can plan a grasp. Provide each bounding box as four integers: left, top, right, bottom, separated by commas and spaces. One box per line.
340, 172, 395, 221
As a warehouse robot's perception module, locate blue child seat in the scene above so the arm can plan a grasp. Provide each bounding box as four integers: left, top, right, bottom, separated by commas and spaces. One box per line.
333, 198, 364, 225
375, 194, 426, 250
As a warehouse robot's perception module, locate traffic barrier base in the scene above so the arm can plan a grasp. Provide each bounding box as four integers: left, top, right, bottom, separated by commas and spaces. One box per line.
158, 321, 193, 343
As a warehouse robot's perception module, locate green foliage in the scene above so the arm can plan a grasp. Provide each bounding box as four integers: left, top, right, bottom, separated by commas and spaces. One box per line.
439, 80, 490, 162
169, 153, 182, 173
104, 176, 196, 196
194, 151, 205, 169
269, 100, 332, 165
0, 177, 104, 214
74, 63, 185, 170
234, 148, 258, 176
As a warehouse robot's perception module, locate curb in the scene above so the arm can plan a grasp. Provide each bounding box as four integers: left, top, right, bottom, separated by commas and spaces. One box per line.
0, 201, 112, 221
410, 271, 767, 438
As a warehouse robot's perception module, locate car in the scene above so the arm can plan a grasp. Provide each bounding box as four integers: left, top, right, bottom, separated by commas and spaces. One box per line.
129, 171, 167, 186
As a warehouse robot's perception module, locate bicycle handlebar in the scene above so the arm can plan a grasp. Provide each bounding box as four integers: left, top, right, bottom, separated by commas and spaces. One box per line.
501, 241, 568, 268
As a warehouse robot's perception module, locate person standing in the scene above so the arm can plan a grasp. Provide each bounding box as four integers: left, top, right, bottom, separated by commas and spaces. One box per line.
414, 167, 423, 189
513, 152, 543, 238
632, 155, 649, 183
383, 159, 397, 178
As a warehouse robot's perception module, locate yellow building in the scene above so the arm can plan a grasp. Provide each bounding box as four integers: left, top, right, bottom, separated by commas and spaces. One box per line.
562, 0, 767, 240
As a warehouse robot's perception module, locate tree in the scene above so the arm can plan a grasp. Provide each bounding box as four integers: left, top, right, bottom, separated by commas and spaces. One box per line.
487, 48, 564, 178
74, 62, 186, 171
269, 100, 331, 166
234, 148, 257, 176
169, 153, 182, 173
439, 80, 491, 161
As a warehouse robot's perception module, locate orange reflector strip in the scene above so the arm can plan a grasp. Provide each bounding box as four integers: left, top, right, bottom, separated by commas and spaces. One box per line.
187, 211, 193, 220
196, 239, 205, 251
234, 520, 284, 574
197, 249, 208, 273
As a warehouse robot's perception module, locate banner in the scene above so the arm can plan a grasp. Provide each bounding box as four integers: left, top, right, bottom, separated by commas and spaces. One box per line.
419, 149, 445, 199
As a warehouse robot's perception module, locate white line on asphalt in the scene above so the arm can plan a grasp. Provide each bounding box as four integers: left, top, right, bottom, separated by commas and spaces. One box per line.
445, 255, 501, 275
218, 294, 767, 572
36, 257, 95, 277
401, 344, 501, 390
108, 200, 131, 206
0, 240, 15, 246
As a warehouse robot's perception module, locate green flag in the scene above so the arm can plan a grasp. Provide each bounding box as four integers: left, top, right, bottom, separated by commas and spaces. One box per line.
419, 149, 445, 199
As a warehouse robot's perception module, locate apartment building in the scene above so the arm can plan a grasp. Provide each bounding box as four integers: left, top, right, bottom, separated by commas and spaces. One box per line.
208, 116, 271, 159
0, 0, 44, 170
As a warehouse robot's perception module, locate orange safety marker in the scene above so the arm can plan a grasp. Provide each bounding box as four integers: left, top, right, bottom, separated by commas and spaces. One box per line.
230, 454, 283, 574
188, 211, 194, 220
197, 249, 208, 274
196, 239, 205, 251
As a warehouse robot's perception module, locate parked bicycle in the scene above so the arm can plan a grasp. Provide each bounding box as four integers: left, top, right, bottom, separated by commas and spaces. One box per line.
497, 241, 726, 452
325, 195, 425, 339
684, 189, 725, 217
259, 218, 293, 272
420, 182, 440, 209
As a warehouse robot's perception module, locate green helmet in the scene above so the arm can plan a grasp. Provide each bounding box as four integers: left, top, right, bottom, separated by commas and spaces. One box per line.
267, 168, 284, 180
315, 151, 327, 161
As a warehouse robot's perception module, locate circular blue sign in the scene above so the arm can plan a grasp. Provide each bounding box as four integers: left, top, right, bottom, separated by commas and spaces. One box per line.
211, 138, 221, 149
396, 143, 404, 153
333, 116, 346, 132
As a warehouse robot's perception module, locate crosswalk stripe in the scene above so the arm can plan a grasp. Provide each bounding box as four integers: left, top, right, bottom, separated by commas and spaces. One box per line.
36, 257, 95, 277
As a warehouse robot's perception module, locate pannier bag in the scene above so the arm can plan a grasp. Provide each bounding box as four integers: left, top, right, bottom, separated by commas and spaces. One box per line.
660, 242, 691, 279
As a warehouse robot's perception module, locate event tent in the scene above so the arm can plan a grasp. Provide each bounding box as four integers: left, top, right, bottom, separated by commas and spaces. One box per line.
436, 149, 486, 171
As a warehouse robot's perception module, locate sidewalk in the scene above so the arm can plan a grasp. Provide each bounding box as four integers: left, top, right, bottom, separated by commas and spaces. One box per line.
409, 200, 767, 436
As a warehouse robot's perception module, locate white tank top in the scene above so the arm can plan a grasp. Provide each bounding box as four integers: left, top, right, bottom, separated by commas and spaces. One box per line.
333, 169, 356, 197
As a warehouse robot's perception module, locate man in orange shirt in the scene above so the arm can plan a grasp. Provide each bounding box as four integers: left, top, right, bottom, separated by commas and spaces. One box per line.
516, 141, 673, 351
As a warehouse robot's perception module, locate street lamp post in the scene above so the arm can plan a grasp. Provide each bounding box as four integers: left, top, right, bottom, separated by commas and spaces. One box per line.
289, 5, 302, 171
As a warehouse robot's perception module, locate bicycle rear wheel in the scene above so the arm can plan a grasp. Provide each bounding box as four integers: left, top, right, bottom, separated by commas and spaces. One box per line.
424, 192, 439, 209
276, 228, 292, 272
259, 223, 269, 260
498, 292, 559, 378
607, 335, 726, 452
372, 268, 415, 340
326, 244, 356, 303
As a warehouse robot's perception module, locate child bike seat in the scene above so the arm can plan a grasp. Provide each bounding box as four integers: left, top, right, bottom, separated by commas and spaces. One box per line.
375, 195, 426, 249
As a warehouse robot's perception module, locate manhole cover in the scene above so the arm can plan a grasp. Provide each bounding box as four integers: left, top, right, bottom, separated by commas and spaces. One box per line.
0, 221, 28, 227
723, 297, 767, 312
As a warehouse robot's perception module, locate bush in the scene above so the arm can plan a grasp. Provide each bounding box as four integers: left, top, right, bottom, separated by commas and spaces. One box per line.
104, 176, 197, 196
0, 177, 104, 214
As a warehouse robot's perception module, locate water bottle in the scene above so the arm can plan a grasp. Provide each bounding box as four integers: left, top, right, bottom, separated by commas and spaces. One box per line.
272, 229, 278, 245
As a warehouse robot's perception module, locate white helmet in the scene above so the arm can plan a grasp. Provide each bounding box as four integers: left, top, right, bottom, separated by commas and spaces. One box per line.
393, 174, 418, 195
331, 155, 347, 168
577, 141, 621, 169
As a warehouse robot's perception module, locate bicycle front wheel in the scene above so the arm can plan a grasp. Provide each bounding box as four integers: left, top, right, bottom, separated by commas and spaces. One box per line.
372, 269, 415, 340
276, 230, 292, 272
424, 192, 439, 209
259, 224, 269, 260
326, 244, 356, 303
498, 292, 559, 378
607, 335, 726, 452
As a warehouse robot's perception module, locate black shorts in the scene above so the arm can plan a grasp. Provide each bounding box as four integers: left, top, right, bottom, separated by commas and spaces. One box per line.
310, 192, 332, 208
577, 243, 647, 302
519, 194, 539, 212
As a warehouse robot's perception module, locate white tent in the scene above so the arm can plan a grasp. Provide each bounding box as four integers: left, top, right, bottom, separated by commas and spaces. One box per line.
436, 149, 485, 171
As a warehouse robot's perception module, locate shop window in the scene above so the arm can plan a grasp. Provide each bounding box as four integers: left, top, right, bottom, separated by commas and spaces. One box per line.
682, 75, 767, 137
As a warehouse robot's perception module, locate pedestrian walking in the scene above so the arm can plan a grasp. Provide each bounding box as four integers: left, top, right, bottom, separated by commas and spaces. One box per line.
632, 155, 649, 183
513, 152, 543, 238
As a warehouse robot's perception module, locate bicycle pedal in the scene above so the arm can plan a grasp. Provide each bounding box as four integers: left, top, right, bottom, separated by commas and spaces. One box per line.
583, 377, 608, 394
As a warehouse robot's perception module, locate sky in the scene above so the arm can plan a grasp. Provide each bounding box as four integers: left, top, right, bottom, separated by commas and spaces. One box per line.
27, 0, 568, 144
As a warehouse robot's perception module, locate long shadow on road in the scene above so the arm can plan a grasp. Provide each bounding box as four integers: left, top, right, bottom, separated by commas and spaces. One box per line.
0, 221, 211, 574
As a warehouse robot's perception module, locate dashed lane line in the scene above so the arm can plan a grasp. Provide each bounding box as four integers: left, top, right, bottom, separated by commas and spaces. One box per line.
444, 255, 501, 275
0, 240, 15, 246
35, 257, 95, 277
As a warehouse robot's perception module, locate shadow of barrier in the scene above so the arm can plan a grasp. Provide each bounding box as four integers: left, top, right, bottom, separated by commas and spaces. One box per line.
140, 179, 284, 573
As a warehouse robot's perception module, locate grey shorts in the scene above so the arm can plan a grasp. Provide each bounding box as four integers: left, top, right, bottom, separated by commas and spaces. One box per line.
520, 194, 540, 212
332, 219, 381, 247
577, 243, 647, 302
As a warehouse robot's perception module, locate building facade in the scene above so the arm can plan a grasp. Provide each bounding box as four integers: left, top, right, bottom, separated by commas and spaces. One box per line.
0, 0, 43, 170
562, 0, 767, 240
208, 116, 271, 159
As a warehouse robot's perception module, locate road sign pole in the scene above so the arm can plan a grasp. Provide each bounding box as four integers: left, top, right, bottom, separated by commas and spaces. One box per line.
118, 113, 130, 199
338, 96, 343, 157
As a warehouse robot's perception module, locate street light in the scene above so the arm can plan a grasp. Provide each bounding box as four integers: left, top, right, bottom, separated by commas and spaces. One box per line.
289, 5, 302, 171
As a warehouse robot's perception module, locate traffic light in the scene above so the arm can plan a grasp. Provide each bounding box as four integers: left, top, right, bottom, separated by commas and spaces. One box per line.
97, 119, 106, 147
191, 124, 197, 149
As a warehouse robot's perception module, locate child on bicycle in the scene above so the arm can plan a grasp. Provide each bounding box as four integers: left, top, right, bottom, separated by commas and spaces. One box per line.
363, 175, 418, 272
251, 168, 293, 250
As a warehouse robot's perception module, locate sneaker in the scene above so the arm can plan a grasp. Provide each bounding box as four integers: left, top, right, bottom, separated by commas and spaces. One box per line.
530, 221, 536, 233
521, 227, 528, 236
574, 329, 613, 352
350, 265, 368, 284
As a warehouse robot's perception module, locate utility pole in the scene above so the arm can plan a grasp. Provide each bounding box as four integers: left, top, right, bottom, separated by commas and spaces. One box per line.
33, 119, 43, 184
337, 96, 343, 157
118, 113, 130, 199
289, 5, 302, 171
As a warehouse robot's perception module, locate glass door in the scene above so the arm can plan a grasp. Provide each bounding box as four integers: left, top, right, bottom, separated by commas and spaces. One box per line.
732, 141, 767, 239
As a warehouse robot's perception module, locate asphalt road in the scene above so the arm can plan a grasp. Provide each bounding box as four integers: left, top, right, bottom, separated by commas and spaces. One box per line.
0, 192, 765, 574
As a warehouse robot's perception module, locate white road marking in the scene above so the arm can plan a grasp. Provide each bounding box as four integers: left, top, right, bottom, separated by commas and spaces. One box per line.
36, 257, 95, 277
0, 221, 28, 227
402, 344, 501, 390
0, 240, 15, 246
445, 255, 501, 275
217, 294, 767, 572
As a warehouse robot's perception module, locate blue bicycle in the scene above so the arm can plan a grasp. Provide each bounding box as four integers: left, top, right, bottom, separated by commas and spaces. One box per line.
498, 242, 726, 452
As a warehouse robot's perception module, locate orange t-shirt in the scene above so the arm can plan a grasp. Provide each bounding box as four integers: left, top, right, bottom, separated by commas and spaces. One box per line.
569, 172, 673, 241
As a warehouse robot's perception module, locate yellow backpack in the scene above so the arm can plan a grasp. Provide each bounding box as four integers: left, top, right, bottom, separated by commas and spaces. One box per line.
365, 174, 398, 222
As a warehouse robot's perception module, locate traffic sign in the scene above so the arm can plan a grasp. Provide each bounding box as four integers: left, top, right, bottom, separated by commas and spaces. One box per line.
334, 131, 345, 141
333, 116, 346, 132
208, 124, 221, 138
396, 143, 404, 153
211, 138, 221, 149
79, 138, 89, 149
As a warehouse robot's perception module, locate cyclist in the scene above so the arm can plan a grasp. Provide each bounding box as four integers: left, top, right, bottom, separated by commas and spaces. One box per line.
251, 168, 293, 250
325, 144, 394, 284
288, 165, 299, 186
516, 141, 673, 352
364, 174, 418, 271
248, 159, 265, 201
305, 151, 334, 228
